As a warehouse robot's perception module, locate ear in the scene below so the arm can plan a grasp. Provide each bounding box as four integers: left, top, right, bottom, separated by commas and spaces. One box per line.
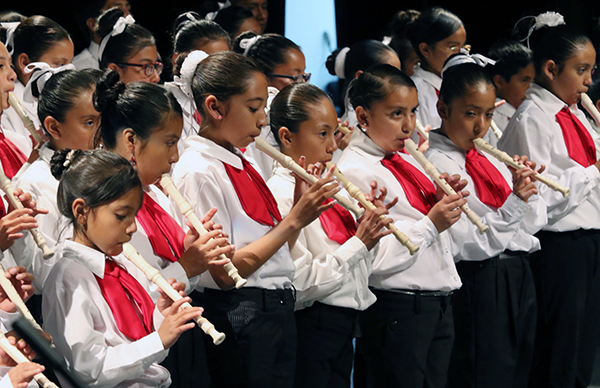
122, 128, 137, 154
278, 126, 294, 150
43, 116, 62, 141
107, 63, 123, 78
354, 69, 363, 79
72, 198, 89, 227
437, 99, 450, 120
204, 95, 223, 120
418, 42, 431, 60
355, 106, 369, 128
542, 60, 558, 80
17, 53, 30, 75
493, 74, 506, 90
171, 53, 178, 70
86, 17, 97, 34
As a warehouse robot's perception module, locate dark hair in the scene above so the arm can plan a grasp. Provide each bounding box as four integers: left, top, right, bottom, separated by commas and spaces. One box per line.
326, 40, 397, 80
0, 11, 26, 23
96, 7, 155, 68
51, 149, 142, 233
409, 7, 463, 63
192, 51, 262, 120
214, 6, 254, 38
488, 40, 533, 82
233, 31, 300, 75
74, 0, 112, 41
38, 69, 103, 138
350, 63, 416, 110
527, 24, 591, 77
270, 83, 332, 145
94, 70, 182, 149
389, 10, 420, 72
12, 16, 71, 74
439, 55, 496, 106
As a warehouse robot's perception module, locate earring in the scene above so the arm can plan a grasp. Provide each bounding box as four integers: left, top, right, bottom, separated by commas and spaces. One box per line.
217, 114, 223, 120
130, 154, 136, 166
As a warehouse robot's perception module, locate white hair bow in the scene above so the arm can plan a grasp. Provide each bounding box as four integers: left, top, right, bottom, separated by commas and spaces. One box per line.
23, 62, 76, 102
441, 49, 496, 78
239, 35, 261, 56
98, 15, 136, 61
515, 12, 566, 49
334, 47, 350, 79
205, 1, 231, 21
177, 50, 209, 98
0, 22, 19, 55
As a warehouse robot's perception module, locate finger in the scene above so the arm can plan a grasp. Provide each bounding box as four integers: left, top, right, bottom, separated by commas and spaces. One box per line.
169, 296, 191, 315
201, 207, 218, 224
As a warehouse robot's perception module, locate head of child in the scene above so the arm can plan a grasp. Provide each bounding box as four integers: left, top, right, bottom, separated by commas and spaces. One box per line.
0, 38, 17, 115
488, 41, 534, 109
94, 70, 183, 186
231, 0, 268, 34
96, 8, 160, 84
437, 55, 496, 151
326, 40, 400, 82
270, 83, 338, 166
192, 51, 267, 152
528, 21, 595, 106
409, 7, 466, 77
51, 149, 142, 256
389, 9, 420, 76
12, 16, 74, 85
38, 69, 103, 152
171, 13, 231, 77
350, 64, 418, 153
75, 0, 131, 45
235, 32, 306, 91
214, 6, 262, 39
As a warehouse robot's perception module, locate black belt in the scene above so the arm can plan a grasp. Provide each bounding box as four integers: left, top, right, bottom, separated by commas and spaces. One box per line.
376, 288, 454, 297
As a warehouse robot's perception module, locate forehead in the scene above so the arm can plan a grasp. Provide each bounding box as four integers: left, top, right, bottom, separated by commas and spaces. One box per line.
567, 41, 596, 64
236, 0, 267, 6
455, 82, 496, 104
380, 85, 418, 107
0, 43, 9, 60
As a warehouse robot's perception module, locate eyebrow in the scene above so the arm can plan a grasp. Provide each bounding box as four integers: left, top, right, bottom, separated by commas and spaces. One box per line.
466, 104, 495, 110
247, 97, 265, 102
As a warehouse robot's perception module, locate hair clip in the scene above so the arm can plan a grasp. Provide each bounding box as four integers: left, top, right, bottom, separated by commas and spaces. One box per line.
63, 149, 77, 170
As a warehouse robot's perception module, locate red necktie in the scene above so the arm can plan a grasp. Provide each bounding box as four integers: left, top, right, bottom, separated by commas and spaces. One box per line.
318, 198, 357, 245
435, 88, 440, 98
136, 192, 185, 263
224, 157, 282, 226
95, 258, 155, 341
193, 110, 202, 126
465, 149, 511, 209
381, 153, 437, 215
555, 106, 597, 167
0, 129, 26, 179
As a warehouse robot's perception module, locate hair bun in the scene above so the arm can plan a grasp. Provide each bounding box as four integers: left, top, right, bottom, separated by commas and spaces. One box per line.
95, 7, 125, 39
50, 149, 83, 180
94, 70, 125, 113
233, 31, 258, 54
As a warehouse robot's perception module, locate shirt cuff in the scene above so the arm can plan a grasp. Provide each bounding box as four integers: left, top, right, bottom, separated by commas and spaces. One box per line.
337, 236, 369, 270
584, 163, 600, 184
0, 310, 21, 331
137, 332, 169, 369
413, 216, 439, 247
501, 192, 531, 220
0, 371, 14, 388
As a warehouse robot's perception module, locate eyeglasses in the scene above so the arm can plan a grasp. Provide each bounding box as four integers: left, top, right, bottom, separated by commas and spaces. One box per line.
116, 61, 163, 77
267, 73, 311, 83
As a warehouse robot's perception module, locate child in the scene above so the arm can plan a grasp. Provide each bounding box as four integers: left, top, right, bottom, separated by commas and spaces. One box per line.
96, 8, 161, 84
335, 64, 469, 388
43, 149, 202, 387
172, 51, 340, 388
214, 6, 262, 39
409, 7, 466, 129
267, 82, 394, 388
498, 12, 600, 387
426, 53, 545, 388
387, 9, 420, 76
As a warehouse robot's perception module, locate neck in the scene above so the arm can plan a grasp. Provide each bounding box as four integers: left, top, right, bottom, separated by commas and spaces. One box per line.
73, 230, 101, 254
420, 62, 440, 77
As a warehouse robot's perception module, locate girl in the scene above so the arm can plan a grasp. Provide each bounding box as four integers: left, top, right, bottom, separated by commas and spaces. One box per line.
172, 51, 341, 388
335, 64, 469, 388
42, 148, 202, 387
388, 9, 420, 76
165, 13, 231, 140
96, 8, 161, 84
267, 82, 393, 388
409, 7, 466, 128
426, 54, 545, 388
214, 6, 262, 39
498, 13, 600, 388
1, 16, 73, 150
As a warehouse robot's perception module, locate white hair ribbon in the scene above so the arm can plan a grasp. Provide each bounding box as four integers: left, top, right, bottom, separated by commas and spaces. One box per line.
515, 12, 565, 49
0, 22, 19, 55
239, 35, 261, 56
334, 47, 350, 79
97, 14, 136, 61
176, 50, 209, 98
205, 1, 231, 21
441, 49, 496, 78
23, 62, 76, 103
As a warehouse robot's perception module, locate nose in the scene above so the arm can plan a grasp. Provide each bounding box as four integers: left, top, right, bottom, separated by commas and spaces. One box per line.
127, 220, 137, 235
584, 71, 593, 87
256, 8, 267, 22
474, 114, 487, 134
149, 70, 160, 84
258, 108, 268, 128
327, 132, 338, 153
171, 145, 180, 164
8, 65, 16, 82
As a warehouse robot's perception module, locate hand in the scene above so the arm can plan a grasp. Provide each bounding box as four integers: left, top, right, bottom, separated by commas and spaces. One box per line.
0, 266, 34, 313
8, 361, 44, 388
0, 332, 37, 366
0, 209, 39, 251
428, 192, 468, 233
509, 155, 541, 203
156, 278, 186, 315
157, 283, 201, 349
417, 124, 431, 153
364, 180, 398, 211
335, 119, 354, 151
355, 207, 393, 251
7, 189, 49, 217
179, 222, 234, 278
435, 173, 467, 202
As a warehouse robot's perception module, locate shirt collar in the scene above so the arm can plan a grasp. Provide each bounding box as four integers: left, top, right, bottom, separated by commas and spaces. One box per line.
526, 83, 573, 116
495, 98, 516, 117
346, 129, 390, 163
38, 143, 55, 165
63, 239, 107, 278
183, 135, 245, 169
88, 41, 100, 61
428, 130, 466, 155
413, 63, 442, 90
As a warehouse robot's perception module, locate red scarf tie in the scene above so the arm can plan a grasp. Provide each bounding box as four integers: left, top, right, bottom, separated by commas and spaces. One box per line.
95, 258, 155, 341
318, 198, 357, 244
555, 106, 597, 167
224, 157, 282, 226
465, 149, 512, 209
193, 110, 202, 127
135, 192, 185, 263
381, 153, 437, 215
0, 129, 26, 179
435, 88, 440, 98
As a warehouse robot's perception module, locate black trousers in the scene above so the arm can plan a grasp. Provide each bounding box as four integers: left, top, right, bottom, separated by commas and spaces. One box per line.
528, 229, 600, 388
448, 254, 537, 388
357, 289, 454, 388
294, 302, 357, 388
202, 287, 296, 388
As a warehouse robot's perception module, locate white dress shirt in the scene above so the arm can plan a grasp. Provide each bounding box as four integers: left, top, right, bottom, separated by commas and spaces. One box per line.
42, 240, 170, 388
411, 64, 442, 129
1, 80, 39, 145
0, 310, 37, 388
72, 42, 100, 70
163, 81, 200, 143
498, 83, 600, 232
426, 131, 544, 261
336, 130, 464, 291
267, 166, 376, 311
172, 135, 295, 290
